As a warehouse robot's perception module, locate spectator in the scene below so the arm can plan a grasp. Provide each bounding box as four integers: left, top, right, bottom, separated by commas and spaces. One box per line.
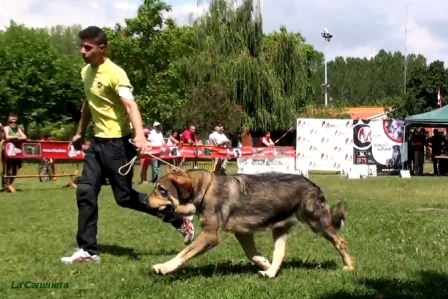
147, 121, 165, 183
166, 131, 181, 171
180, 125, 198, 168
411, 128, 426, 175
407, 129, 415, 174
211, 125, 230, 174
261, 131, 275, 147
2, 114, 27, 191
426, 129, 447, 175
180, 125, 198, 145
167, 131, 179, 146
139, 126, 153, 184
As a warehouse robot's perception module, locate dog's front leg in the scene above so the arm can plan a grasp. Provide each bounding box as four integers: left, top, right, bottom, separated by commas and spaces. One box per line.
153, 231, 220, 275
259, 228, 288, 279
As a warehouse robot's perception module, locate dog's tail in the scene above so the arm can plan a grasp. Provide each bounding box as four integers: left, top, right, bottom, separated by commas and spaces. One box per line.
330, 201, 347, 230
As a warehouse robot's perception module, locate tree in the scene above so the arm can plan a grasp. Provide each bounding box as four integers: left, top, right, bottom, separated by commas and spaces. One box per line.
106, 1, 188, 128
178, 0, 319, 132
0, 21, 83, 138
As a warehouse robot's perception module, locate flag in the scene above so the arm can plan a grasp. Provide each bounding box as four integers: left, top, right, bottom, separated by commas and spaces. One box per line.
437, 86, 443, 108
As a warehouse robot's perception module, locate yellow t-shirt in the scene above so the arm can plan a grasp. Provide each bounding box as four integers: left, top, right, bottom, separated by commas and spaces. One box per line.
81, 58, 132, 138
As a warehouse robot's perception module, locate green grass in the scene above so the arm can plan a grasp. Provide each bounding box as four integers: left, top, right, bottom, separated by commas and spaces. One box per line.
1, 162, 448, 299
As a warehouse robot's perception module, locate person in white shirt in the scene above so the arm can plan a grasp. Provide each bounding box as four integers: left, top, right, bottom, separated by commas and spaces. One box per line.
209, 125, 230, 174
146, 121, 165, 183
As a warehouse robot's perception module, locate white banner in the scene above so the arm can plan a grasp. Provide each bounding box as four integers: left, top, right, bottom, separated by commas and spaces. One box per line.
237, 157, 306, 176
296, 118, 353, 172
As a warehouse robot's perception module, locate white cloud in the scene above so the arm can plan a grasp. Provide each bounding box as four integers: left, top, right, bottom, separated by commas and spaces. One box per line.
113, 1, 138, 11
0, 0, 447, 65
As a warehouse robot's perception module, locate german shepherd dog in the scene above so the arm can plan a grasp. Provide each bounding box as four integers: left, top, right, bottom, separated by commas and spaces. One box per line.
147, 170, 354, 278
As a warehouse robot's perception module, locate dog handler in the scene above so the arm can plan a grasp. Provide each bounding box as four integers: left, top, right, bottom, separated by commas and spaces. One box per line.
61, 26, 194, 264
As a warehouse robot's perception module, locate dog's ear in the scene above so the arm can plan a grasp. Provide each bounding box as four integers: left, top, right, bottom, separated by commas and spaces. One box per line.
169, 173, 193, 202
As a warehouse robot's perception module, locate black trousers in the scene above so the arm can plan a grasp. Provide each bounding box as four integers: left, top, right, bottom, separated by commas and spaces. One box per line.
76, 135, 182, 255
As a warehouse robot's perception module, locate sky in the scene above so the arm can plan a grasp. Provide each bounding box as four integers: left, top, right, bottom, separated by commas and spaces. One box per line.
1, 0, 447, 65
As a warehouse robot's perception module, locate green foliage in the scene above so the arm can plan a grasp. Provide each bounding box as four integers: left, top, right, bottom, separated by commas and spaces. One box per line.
1, 0, 448, 139
0, 21, 83, 137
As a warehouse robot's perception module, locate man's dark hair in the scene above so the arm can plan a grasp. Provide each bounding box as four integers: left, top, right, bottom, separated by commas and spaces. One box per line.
78, 26, 108, 47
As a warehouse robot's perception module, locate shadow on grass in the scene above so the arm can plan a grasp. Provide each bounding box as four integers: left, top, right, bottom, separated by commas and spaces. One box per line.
150, 258, 338, 279
98, 244, 179, 260
99, 244, 147, 260
320, 270, 448, 299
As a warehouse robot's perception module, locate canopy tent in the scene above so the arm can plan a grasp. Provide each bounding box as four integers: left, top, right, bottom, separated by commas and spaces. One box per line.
405, 106, 448, 127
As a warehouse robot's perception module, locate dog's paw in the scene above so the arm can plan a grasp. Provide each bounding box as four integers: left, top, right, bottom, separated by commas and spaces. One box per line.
153, 259, 181, 275
153, 263, 170, 275
258, 270, 277, 279
253, 256, 271, 271
343, 265, 355, 271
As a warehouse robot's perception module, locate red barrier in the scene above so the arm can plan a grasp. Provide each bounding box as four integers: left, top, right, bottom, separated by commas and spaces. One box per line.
3, 140, 84, 161
139, 145, 296, 160
1, 140, 82, 193
1, 140, 296, 193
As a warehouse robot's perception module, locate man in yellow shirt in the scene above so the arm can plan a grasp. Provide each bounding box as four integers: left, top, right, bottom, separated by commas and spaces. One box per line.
61, 26, 194, 264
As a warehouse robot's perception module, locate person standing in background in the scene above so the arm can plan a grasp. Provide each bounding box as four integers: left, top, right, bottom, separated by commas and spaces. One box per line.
407, 129, 415, 175
180, 125, 198, 167
147, 121, 165, 182
261, 131, 275, 147
2, 114, 27, 191
139, 127, 151, 184
426, 129, 447, 175
411, 128, 426, 175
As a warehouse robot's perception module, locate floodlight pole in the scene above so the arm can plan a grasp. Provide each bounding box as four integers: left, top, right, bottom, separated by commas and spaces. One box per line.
321, 30, 333, 108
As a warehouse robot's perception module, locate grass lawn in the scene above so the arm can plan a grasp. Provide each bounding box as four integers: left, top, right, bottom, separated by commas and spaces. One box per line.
1, 162, 448, 299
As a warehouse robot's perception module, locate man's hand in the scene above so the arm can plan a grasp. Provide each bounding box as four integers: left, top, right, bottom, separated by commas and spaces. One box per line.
133, 134, 148, 153
71, 134, 83, 151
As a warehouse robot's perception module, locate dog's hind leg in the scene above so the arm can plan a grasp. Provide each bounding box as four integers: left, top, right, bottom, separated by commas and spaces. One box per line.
258, 227, 289, 279
152, 231, 220, 275
320, 229, 354, 271
235, 233, 271, 271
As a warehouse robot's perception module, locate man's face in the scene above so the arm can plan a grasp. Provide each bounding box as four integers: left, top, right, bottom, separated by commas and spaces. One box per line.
189, 126, 196, 133
155, 125, 161, 132
79, 38, 104, 64
219, 126, 224, 133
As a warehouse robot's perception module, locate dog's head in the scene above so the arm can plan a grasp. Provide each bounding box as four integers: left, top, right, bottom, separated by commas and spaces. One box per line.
147, 171, 196, 216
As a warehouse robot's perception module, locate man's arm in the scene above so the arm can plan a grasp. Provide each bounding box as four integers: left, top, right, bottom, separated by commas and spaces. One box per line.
112, 69, 145, 139
76, 100, 92, 136
220, 135, 230, 145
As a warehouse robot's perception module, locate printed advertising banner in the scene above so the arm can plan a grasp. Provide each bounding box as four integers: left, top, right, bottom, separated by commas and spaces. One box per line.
237, 157, 301, 175
295, 118, 354, 172
352, 119, 406, 174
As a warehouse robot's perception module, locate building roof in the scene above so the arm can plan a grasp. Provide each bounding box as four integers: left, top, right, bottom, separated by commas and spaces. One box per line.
345, 107, 387, 120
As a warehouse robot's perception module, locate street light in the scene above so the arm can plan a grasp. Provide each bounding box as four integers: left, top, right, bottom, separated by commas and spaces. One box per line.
321, 28, 333, 107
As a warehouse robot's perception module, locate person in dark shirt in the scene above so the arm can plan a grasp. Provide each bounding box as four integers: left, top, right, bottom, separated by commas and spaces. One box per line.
411, 128, 426, 175
407, 129, 415, 174
426, 129, 447, 175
